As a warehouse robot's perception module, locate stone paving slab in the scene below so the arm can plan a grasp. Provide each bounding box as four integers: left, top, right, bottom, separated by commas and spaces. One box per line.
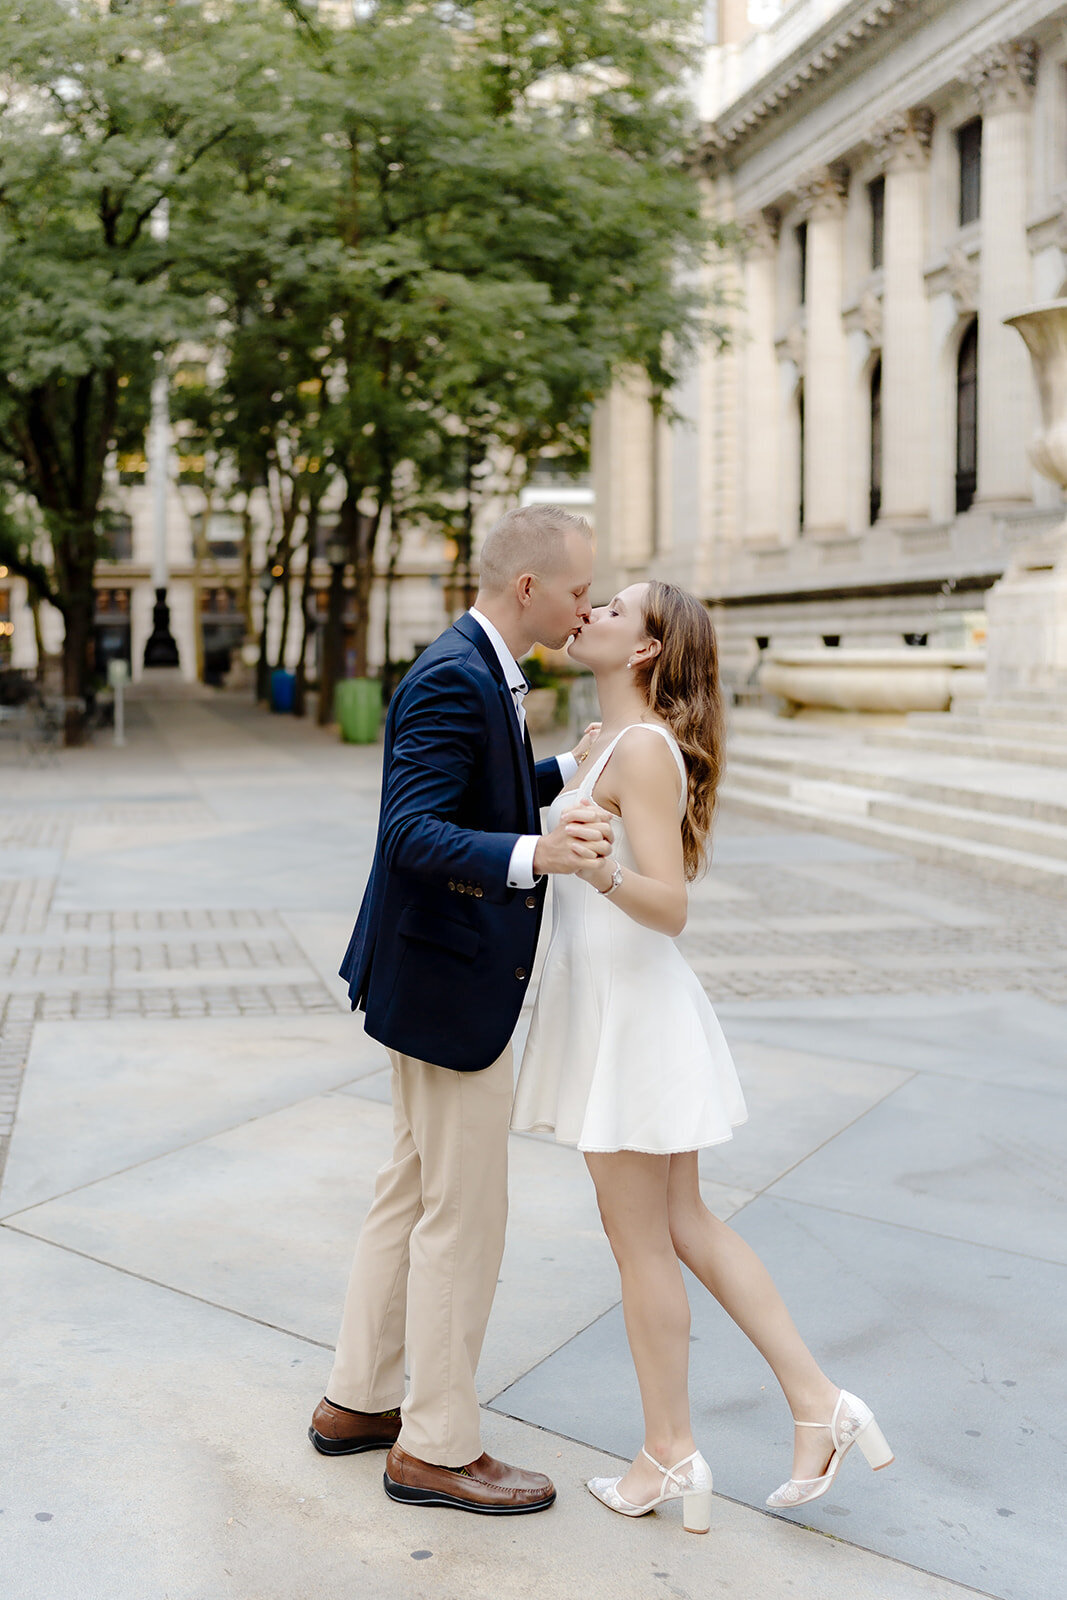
720, 992, 1067, 1093
492, 1197, 1062, 1600
2, 690, 1065, 1600
0, 1016, 384, 1216
770, 1072, 1067, 1263
3, 1081, 621, 1402
0, 1226, 986, 1600
695, 1040, 910, 1194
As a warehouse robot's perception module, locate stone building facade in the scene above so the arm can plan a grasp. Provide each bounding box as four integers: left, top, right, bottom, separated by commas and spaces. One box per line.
592, 0, 1067, 684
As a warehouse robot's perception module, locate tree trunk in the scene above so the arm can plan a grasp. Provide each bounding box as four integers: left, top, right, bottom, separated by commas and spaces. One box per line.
60, 568, 94, 745
292, 501, 319, 719
382, 504, 403, 701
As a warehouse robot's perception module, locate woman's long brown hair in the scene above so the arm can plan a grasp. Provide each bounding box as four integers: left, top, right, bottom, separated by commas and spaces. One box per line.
636, 581, 727, 881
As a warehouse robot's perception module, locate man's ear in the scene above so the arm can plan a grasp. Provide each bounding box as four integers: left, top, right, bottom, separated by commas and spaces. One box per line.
516, 573, 535, 608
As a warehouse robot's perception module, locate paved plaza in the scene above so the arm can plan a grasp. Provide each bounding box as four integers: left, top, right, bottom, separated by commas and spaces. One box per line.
1, 686, 1064, 1600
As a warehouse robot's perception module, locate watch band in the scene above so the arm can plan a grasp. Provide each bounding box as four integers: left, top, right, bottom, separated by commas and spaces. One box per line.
598, 859, 624, 896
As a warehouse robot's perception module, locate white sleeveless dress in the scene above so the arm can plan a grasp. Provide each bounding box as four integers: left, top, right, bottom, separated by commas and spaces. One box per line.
511, 724, 748, 1154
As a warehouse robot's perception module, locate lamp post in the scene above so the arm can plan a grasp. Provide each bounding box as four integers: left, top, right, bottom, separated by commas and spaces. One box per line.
142, 198, 180, 670
318, 534, 347, 726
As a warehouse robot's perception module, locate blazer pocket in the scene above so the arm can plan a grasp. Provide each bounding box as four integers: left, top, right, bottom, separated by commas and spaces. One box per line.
397, 906, 480, 962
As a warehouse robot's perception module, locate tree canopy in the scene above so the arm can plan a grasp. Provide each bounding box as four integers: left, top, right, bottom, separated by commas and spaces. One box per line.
0, 0, 728, 734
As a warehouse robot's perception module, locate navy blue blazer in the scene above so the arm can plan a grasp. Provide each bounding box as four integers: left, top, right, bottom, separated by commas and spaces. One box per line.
339, 613, 566, 1071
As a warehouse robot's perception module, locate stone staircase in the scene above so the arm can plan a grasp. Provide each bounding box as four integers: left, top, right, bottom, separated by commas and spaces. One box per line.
722, 699, 1067, 894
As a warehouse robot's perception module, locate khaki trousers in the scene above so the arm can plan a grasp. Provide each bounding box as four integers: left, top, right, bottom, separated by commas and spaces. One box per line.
326, 1044, 512, 1466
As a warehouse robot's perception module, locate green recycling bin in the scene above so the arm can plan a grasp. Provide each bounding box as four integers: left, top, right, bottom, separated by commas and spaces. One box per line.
334, 677, 382, 744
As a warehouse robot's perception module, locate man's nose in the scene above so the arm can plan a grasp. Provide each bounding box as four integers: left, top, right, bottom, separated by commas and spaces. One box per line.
578, 597, 592, 621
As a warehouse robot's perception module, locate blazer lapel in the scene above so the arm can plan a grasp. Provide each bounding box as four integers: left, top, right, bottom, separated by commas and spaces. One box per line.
453, 614, 539, 830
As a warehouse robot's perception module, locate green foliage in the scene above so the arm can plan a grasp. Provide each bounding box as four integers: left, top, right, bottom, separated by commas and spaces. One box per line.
0, 0, 729, 717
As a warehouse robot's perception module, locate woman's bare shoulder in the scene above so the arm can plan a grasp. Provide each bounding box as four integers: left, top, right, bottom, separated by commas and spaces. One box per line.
607, 724, 682, 791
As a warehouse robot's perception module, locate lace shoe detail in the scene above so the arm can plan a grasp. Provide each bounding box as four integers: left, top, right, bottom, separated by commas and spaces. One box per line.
766, 1390, 893, 1512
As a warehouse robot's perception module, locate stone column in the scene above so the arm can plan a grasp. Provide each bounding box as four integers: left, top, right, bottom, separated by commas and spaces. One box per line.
872, 109, 934, 522
967, 39, 1038, 505
590, 371, 655, 580
798, 165, 850, 536
741, 209, 781, 542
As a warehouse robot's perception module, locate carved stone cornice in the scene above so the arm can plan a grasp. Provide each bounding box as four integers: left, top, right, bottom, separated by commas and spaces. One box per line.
699, 0, 922, 169
742, 207, 780, 259
870, 107, 934, 171
796, 163, 850, 221
946, 247, 979, 315
843, 288, 883, 347
776, 319, 806, 369
963, 39, 1038, 114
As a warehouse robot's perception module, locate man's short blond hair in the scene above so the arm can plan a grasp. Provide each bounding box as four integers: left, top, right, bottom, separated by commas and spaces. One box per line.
478, 504, 593, 594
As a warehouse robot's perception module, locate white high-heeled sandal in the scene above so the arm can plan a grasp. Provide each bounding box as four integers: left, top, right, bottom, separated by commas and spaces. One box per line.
766, 1389, 894, 1510
587, 1447, 713, 1534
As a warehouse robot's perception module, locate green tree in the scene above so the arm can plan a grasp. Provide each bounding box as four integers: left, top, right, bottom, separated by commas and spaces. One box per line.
193, 0, 726, 687
0, 0, 291, 737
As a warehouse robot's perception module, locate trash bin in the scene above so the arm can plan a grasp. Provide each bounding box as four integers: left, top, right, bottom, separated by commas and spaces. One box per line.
335, 677, 382, 743
270, 669, 296, 713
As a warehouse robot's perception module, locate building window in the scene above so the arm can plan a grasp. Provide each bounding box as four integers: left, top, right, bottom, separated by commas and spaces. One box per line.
797, 381, 806, 532
957, 119, 982, 225
869, 359, 883, 524
795, 222, 808, 306
956, 320, 978, 512
191, 510, 243, 560
869, 176, 885, 271
99, 510, 133, 562
93, 588, 132, 676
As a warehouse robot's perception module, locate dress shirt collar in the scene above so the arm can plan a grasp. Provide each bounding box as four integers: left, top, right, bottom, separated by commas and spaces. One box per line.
467, 607, 529, 695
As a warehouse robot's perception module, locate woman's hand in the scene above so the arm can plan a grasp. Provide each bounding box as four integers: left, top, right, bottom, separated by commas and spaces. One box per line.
533, 800, 614, 876
576, 853, 616, 892
571, 721, 602, 766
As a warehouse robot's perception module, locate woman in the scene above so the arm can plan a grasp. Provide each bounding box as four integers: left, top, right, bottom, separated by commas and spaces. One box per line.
511, 581, 892, 1534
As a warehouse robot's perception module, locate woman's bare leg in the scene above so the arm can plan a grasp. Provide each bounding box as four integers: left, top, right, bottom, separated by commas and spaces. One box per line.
666, 1152, 840, 1481
585, 1150, 699, 1504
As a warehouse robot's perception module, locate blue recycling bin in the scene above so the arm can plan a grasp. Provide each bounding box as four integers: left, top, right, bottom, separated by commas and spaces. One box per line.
270, 668, 296, 713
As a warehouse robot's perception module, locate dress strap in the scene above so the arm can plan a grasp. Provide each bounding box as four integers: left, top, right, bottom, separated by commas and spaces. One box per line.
582, 723, 687, 817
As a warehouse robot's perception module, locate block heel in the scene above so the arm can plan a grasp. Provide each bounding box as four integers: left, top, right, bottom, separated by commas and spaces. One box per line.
682, 1486, 712, 1534
857, 1416, 894, 1471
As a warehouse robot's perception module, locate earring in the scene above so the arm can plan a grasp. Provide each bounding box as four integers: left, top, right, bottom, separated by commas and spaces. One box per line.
626, 659, 635, 669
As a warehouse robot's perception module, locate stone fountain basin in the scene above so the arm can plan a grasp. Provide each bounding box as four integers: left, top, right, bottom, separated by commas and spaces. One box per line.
759, 648, 986, 713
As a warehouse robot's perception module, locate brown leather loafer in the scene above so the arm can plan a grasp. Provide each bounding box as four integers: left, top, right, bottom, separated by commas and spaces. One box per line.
308, 1397, 402, 1456
383, 1444, 555, 1515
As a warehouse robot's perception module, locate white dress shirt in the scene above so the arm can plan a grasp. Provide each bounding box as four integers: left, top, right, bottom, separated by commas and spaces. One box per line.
467, 608, 578, 889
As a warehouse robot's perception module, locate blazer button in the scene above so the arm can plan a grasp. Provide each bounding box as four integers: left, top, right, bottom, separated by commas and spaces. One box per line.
474, 887, 483, 899
457, 883, 466, 894
525, 895, 536, 909
515, 967, 527, 981
448, 880, 455, 892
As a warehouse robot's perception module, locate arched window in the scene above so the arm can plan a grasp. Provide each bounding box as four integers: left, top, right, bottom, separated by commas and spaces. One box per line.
956, 320, 978, 513
869, 359, 882, 524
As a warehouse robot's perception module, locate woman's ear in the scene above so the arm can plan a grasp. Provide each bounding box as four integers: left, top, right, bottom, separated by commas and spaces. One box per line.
638, 637, 662, 665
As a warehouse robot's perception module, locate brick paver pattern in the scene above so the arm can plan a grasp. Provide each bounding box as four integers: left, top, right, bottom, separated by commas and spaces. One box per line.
2, 729, 1065, 1182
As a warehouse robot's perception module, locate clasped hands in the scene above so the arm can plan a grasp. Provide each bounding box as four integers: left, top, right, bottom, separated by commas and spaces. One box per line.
532, 798, 615, 878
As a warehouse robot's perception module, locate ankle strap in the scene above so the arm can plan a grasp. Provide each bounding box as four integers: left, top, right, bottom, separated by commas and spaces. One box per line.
641, 1447, 698, 1489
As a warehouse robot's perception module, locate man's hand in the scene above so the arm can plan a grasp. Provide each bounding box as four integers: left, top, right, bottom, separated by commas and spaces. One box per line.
533, 800, 614, 876
571, 722, 602, 766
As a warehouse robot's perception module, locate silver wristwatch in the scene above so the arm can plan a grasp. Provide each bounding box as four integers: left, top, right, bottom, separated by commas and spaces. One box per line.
598, 859, 624, 896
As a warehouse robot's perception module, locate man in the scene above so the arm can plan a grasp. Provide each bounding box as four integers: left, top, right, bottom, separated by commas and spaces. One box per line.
310, 504, 612, 1515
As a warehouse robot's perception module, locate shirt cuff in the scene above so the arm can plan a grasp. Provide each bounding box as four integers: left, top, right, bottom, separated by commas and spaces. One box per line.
507, 834, 540, 889
556, 752, 579, 782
